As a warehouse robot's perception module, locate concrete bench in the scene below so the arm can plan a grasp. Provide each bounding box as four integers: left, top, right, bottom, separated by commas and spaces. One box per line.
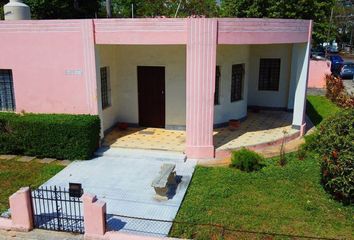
151, 163, 176, 197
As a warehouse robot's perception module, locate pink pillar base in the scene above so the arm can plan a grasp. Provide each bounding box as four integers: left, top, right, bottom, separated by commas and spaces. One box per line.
300, 123, 307, 136
9, 187, 33, 231
185, 145, 214, 159
82, 193, 106, 238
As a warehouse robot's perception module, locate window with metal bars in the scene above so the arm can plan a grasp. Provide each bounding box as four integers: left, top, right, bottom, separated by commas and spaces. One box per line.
100, 67, 111, 109
231, 64, 244, 102
0, 69, 16, 111
258, 58, 281, 91
214, 65, 220, 105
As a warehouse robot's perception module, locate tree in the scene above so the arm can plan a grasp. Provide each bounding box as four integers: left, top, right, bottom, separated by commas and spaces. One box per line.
0, 0, 336, 44
333, 0, 354, 45
220, 0, 270, 18
109, 0, 219, 18
177, 0, 219, 17
26, 0, 100, 19
220, 0, 336, 44
0, 0, 7, 20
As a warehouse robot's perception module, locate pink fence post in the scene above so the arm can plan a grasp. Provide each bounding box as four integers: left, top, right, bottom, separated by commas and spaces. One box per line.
9, 187, 33, 231
82, 193, 106, 238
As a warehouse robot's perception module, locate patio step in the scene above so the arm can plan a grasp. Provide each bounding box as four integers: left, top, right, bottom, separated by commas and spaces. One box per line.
95, 147, 187, 163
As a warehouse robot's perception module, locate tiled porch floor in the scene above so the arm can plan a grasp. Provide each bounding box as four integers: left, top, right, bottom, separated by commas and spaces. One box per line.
104, 127, 186, 152
215, 111, 298, 150
103, 110, 299, 152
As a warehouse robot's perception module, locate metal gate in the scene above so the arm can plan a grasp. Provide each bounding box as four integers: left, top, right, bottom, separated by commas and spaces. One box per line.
31, 186, 84, 233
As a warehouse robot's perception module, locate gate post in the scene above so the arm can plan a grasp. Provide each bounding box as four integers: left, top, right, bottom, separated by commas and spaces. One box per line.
82, 193, 106, 238
9, 187, 33, 231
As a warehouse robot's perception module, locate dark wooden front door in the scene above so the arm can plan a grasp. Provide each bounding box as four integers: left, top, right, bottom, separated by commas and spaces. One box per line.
137, 66, 165, 128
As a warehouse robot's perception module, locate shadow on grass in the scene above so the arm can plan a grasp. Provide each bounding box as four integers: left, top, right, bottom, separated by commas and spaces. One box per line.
306, 100, 323, 126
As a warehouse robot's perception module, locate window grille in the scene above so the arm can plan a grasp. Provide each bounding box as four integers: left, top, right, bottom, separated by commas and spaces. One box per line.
0, 69, 15, 111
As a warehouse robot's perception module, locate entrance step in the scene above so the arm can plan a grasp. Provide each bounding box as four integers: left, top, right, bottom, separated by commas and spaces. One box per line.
95, 147, 187, 163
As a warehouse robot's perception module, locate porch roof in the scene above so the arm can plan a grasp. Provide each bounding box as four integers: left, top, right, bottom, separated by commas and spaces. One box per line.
0, 18, 311, 45
94, 18, 311, 45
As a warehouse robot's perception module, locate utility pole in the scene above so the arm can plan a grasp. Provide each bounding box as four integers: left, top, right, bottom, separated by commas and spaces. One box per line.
327, 7, 334, 44
174, 0, 182, 18
131, 3, 134, 18
106, 0, 112, 18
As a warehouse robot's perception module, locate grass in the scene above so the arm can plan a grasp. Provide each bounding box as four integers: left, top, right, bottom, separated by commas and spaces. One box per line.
169, 95, 350, 239
0, 157, 64, 213
170, 154, 354, 239
306, 95, 340, 126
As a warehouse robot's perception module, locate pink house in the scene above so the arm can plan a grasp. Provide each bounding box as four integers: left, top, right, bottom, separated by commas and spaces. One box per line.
0, 17, 312, 159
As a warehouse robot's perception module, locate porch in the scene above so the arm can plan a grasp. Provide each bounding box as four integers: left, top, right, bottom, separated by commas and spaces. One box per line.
95, 20, 310, 160
103, 110, 299, 155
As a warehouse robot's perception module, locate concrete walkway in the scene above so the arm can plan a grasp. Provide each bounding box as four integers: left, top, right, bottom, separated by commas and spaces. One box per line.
39, 148, 196, 237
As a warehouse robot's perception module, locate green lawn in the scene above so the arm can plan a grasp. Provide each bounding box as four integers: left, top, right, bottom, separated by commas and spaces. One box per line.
0, 158, 64, 213
170, 154, 354, 239
306, 95, 340, 126
170, 95, 352, 239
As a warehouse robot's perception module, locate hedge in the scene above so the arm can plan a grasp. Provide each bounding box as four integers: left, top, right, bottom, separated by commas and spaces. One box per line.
0, 113, 100, 160
305, 109, 354, 205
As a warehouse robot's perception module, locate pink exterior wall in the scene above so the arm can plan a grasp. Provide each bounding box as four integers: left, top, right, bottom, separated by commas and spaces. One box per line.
92, 18, 310, 46
0, 20, 98, 114
218, 19, 310, 44
0, 18, 311, 159
94, 19, 187, 45
308, 60, 331, 88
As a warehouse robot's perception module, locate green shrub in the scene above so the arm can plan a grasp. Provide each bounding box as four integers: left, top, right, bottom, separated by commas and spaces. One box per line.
0, 113, 100, 160
230, 148, 264, 172
305, 109, 354, 204
325, 74, 354, 109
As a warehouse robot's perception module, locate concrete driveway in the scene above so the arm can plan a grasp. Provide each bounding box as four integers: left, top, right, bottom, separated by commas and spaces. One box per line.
40, 148, 196, 237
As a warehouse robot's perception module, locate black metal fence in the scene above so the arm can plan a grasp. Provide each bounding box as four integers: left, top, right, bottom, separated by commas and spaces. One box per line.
106, 213, 340, 240
31, 186, 84, 234
29, 186, 340, 239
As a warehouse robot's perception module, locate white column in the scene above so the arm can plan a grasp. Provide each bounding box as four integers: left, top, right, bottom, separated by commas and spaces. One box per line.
94, 46, 104, 139
292, 42, 310, 133
287, 44, 299, 110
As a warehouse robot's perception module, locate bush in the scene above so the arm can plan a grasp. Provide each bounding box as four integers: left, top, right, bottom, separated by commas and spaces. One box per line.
0, 113, 100, 160
230, 148, 264, 172
305, 109, 354, 204
325, 74, 354, 109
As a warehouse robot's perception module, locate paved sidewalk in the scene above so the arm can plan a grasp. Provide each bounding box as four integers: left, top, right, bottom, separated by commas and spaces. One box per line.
39, 148, 196, 237
0, 229, 83, 240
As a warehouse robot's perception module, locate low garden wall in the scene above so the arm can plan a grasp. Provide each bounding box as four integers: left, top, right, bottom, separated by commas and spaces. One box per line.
0, 113, 100, 160
308, 60, 331, 89
0, 188, 176, 240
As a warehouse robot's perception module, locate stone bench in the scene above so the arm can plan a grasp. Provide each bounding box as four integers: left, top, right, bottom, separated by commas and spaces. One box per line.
151, 163, 176, 198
